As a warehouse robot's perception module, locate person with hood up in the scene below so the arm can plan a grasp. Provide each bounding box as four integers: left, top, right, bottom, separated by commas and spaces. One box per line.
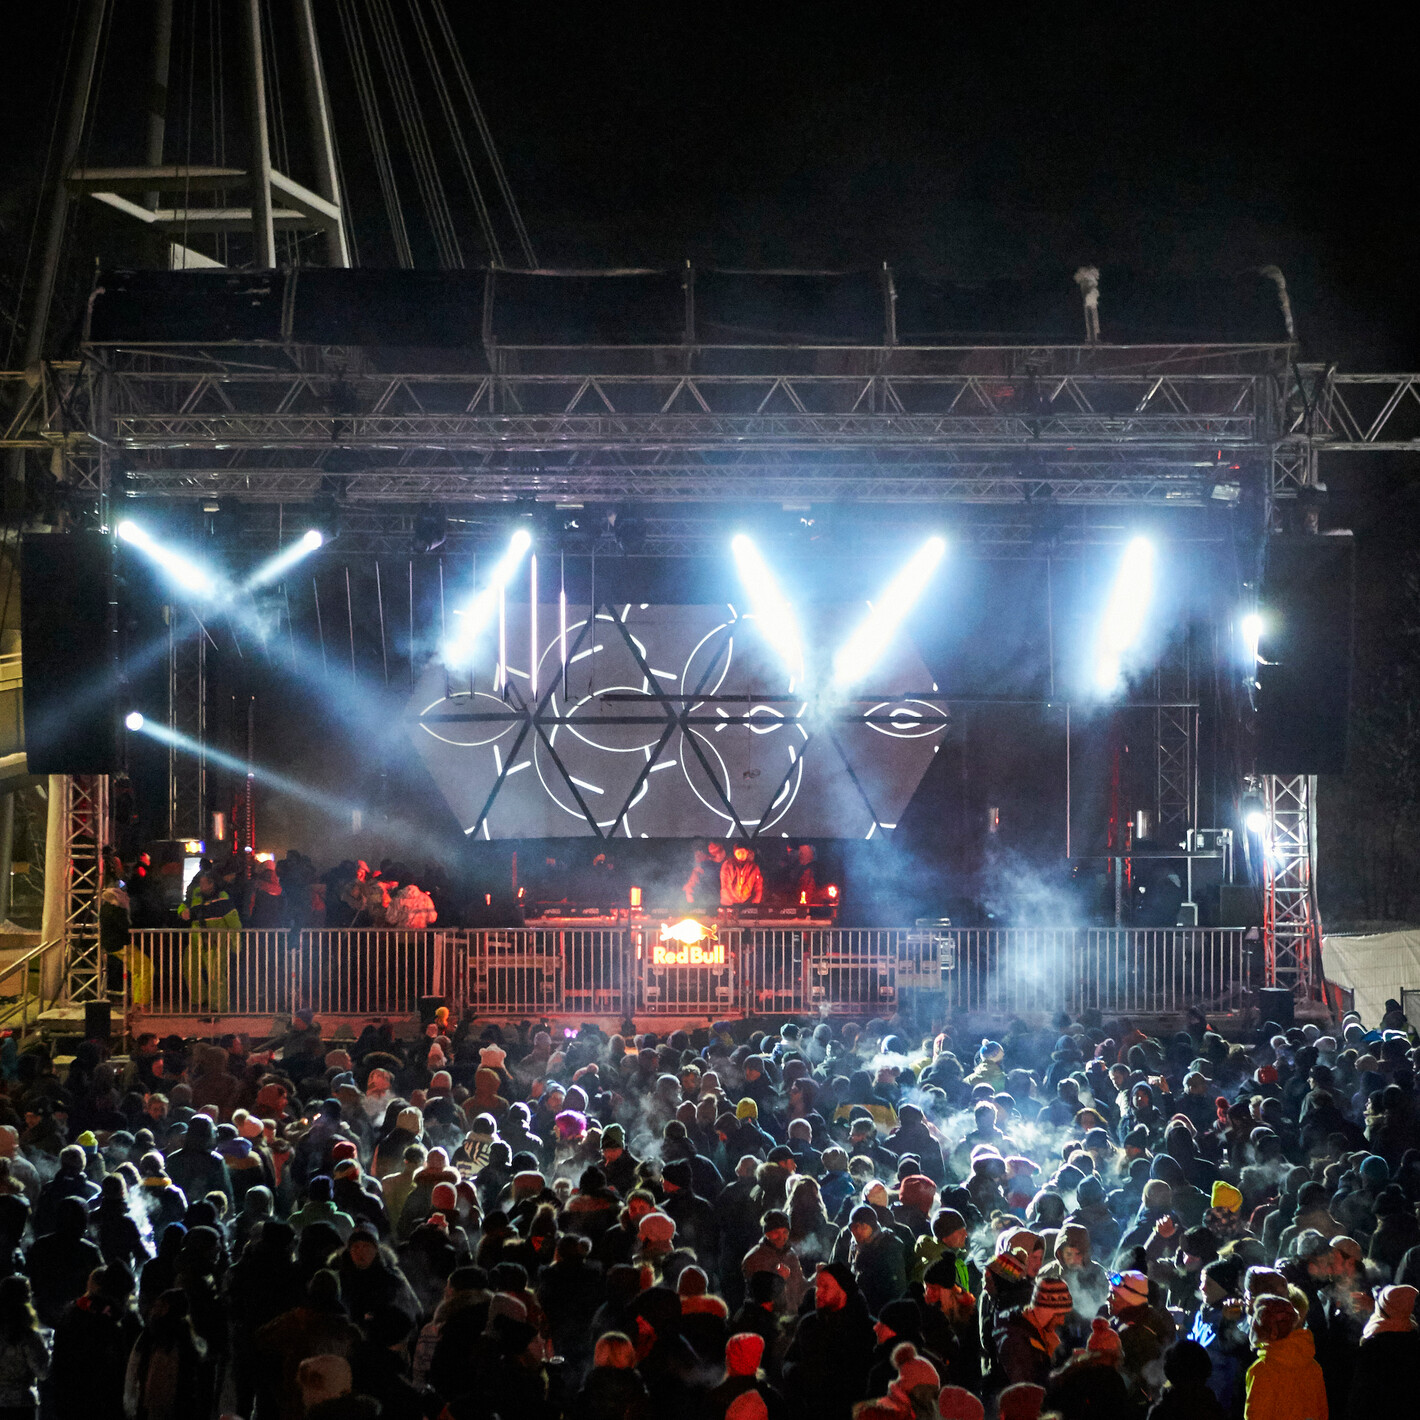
1242, 1294, 1327, 1420
1346, 1283, 1420, 1418
1063, 1174, 1120, 1260
1038, 1224, 1109, 1328
782, 1262, 875, 1420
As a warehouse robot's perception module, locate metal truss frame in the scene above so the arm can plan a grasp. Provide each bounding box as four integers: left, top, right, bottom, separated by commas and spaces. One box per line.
1154, 638, 1194, 845
167, 606, 207, 839
85, 341, 1292, 506
62, 773, 108, 1003
1261, 774, 1318, 996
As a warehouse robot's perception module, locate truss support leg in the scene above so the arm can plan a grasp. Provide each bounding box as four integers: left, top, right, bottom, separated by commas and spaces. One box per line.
1262, 774, 1321, 1001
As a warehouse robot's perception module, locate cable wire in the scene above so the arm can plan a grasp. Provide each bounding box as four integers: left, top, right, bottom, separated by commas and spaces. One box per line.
366, 0, 462, 268
429, 0, 537, 268
406, 0, 502, 266
337, 0, 413, 267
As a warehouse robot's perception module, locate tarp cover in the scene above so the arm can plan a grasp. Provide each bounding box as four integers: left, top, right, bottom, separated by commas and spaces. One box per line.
1322, 930, 1420, 1026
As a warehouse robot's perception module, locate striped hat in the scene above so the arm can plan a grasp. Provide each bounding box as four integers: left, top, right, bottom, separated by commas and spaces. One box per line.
1031, 1276, 1073, 1316
986, 1247, 1030, 1284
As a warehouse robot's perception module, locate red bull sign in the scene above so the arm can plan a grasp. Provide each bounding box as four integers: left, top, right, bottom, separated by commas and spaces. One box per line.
653, 918, 724, 966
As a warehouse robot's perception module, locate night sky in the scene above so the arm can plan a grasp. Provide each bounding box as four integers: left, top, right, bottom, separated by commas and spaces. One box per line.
0, 4, 1414, 365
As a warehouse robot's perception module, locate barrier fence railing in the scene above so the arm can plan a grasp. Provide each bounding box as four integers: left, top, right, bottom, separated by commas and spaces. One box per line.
124, 925, 1247, 1021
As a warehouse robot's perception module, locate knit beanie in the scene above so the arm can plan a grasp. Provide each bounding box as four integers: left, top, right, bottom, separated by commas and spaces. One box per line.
638, 1211, 677, 1245
987, 1248, 1029, 1284
1363, 1283, 1418, 1339
1210, 1180, 1243, 1213
1031, 1276, 1073, 1316
431, 1182, 459, 1212
1086, 1317, 1122, 1357
936, 1387, 985, 1420
726, 1394, 768, 1420
997, 1382, 1046, 1420
1110, 1270, 1150, 1307
890, 1343, 940, 1393
725, 1332, 766, 1376
735, 1097, 759, 1120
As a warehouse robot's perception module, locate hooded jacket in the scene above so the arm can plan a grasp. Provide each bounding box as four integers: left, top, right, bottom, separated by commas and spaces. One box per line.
1242, 1326, 1329, 1420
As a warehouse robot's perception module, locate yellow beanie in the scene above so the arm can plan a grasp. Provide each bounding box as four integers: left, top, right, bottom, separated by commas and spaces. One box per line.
736, 1097, 759, 1120
1211, 1180, 1243, 1213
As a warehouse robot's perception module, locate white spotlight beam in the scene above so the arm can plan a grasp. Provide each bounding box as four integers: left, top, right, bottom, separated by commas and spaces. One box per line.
443, 527, 532, 667
117, 520, 219, 597
731, 534, 804, 682
832, 536, 946, 690
245, 528, 323, 590
1094, 536, 1156, 693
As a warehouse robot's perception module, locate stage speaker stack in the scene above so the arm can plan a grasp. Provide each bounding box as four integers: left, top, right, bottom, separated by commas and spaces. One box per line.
1258, 985, 1295, 1030
1255, 533, 1355, 775
19, 533, 119, 774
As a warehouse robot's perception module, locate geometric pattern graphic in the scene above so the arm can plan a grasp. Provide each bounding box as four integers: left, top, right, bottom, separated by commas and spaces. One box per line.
411, 601, 947, 839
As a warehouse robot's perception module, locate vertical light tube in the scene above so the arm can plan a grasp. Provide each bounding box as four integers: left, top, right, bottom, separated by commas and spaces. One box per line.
529, 554, 539, 699
497, 581, 507, 694
559, 554, 568, 702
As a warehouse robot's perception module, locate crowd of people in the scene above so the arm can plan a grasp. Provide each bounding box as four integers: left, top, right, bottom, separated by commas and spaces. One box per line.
2, 998, 1419, 1420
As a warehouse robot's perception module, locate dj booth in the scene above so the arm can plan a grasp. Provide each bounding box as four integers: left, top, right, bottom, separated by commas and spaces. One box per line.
461, 904, 929, 1020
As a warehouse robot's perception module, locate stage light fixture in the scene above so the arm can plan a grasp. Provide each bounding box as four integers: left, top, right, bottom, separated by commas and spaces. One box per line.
117, 520, 218, 597
1093, 536, 1155, 693
832, 535, 946, 690
443, 527, 533, 665
125, 711, 144, 731
1241, 612, 1263, 661
244, 528, 325, 590
731, 533, 804, 681
1241, 791, 1268, 835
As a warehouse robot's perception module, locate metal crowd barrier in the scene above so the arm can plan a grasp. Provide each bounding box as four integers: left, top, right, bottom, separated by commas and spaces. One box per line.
125, 924, 1247, 1021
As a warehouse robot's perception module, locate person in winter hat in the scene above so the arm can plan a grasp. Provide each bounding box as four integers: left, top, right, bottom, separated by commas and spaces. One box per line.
994, 1275, 1071, 1390
935, 1387, 984, 1420
1038, 1224, 1108, 1324
855, 1342, 940, 1420
1243, 1294, 1327, 1420
1145, 1338, 1226, 1420
995, 1381, 1046, 1420
1349, 1284, 1420, 1416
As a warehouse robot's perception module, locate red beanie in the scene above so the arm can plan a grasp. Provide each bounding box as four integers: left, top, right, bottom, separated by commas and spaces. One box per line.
431, 1182, 459, 1211
725, 1332, 765, 1377
330, 1140, 358, 1163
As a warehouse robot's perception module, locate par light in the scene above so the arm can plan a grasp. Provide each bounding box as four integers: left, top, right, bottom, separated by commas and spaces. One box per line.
832, 536, 947, 690
117, 520, 218, 597
1093, 536, 1156, 693
1241, 791, 1268, 835
443, 527, 534, 665
125, 711, 145, 731
731, 534, 804, 682
244, 528, 325, 590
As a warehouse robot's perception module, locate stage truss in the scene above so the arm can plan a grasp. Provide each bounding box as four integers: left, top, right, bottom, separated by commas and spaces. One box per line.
6, 344, 1420, 1006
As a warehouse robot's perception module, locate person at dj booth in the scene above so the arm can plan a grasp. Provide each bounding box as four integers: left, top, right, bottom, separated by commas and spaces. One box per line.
720, 844, 764, 906
793, 843, 822, 904
683, 840, 726, 909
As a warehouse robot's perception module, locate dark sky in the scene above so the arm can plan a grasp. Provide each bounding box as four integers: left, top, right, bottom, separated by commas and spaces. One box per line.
0, 2, 1415, 367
